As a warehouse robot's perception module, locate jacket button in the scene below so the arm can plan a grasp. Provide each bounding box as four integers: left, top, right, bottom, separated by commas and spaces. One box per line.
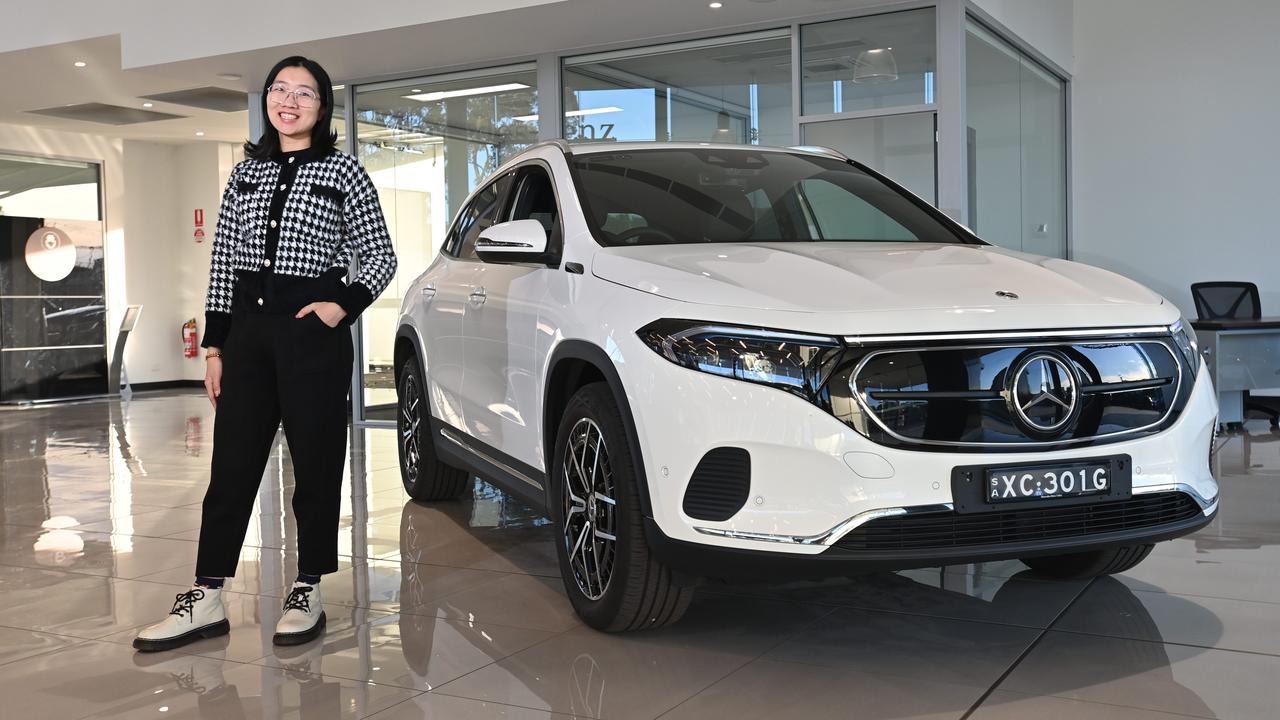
279, 183, 286, 191
257, 297, 264, 306
288, 157, 295, 164
270, 220, 278, 228
263, 258, 272, 268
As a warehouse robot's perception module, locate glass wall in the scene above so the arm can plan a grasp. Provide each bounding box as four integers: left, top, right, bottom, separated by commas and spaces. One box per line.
563, 30, 792, 146
354, 66, 538, 420
804, 114, 937, 203
965, 21, 1067, 257
0, 153, 101, 220
343, 7, 1071, 422
798, 8, 938, 204
801, 8, 937, 115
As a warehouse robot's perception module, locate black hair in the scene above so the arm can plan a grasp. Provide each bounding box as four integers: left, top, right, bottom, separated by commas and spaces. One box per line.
244, 56, 338, 160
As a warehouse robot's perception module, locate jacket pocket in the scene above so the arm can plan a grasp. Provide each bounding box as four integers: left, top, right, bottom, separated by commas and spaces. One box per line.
235, 180, 259, 195
310, 183, 347, 205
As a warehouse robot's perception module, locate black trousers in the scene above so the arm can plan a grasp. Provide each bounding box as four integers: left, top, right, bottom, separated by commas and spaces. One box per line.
195, 310, 354, 577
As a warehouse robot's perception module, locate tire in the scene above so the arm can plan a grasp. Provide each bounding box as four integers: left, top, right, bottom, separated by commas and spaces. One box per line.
396, 355, 469, 501
1021, 543, 1154, 580
551, 382, 693, 632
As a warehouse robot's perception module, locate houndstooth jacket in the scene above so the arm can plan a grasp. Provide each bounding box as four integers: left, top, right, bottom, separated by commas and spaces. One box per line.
201, 145, 397, 348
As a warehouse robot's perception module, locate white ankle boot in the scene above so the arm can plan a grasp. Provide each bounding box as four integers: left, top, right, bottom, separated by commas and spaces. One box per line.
134, 586, 229, 652
273, 582, 325, 646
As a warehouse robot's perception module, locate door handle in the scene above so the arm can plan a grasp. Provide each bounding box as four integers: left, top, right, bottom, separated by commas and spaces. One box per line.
421, 284, 437, 298
468, 286, 487, 306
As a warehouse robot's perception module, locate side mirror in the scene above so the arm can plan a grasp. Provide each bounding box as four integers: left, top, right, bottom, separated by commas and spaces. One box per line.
475, 219, 549, 263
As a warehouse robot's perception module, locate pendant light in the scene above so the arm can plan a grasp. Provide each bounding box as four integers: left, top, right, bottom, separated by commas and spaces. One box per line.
852, 47, 898, 84
716, 110, 731, 133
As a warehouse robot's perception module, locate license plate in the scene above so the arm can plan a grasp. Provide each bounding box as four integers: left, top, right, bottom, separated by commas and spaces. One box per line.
986, 462, 1112, 504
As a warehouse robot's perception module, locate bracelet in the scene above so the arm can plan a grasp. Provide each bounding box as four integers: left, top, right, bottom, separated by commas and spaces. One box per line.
205, 352, 223, 359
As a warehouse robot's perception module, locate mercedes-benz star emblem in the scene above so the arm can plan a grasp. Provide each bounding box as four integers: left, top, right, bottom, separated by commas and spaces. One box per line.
1007, 352, 1080, 437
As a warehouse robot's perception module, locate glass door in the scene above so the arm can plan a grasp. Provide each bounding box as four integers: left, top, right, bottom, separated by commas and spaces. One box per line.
352, 66, 539, 422
965, 21, 1067, 257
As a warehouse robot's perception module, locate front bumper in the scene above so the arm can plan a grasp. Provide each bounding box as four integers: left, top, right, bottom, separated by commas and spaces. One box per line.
623, 331, 1220, 561
645, 498, 1216, 581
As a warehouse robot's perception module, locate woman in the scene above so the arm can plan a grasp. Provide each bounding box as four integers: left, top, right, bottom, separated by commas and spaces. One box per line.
134, 56, 397, 652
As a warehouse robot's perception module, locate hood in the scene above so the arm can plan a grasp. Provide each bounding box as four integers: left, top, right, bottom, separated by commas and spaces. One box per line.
591, 243, 1174, 332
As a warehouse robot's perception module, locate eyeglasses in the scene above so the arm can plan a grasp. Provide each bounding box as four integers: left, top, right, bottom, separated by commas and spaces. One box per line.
267, 83, 321, 108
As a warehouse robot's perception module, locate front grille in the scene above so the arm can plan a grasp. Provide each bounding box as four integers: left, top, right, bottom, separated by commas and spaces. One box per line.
826, 338, 1189, 451
836, 492, 1202, 551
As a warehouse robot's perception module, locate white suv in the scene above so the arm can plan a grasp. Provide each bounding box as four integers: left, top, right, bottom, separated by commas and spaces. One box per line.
394, 141, 1219, 631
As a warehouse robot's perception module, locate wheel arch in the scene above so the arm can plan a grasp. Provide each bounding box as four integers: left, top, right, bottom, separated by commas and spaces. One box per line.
543, 340, 653, 518
394, 322, 425, 388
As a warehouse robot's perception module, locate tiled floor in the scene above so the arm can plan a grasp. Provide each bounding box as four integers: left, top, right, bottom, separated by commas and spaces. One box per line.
1, 390, 1277, 719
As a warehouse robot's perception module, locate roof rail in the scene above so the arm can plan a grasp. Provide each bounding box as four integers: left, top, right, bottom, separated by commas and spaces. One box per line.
788, 145, 850, 161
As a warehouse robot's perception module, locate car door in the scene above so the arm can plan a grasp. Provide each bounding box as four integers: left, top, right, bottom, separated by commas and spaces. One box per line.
422, 173, 512, 431
461, 163, 560, 470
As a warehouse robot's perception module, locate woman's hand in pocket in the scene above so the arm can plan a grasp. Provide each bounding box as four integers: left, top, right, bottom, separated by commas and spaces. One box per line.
296, 301, 348, 328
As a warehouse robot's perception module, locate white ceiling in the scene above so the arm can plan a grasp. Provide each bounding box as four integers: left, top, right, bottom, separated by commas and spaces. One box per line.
0, 0, 903, 144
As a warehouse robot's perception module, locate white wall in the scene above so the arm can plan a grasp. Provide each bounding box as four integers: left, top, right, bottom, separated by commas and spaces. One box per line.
119, 140, 233, 384
970, 0, 1074, 73
1072, 0, 1280, 317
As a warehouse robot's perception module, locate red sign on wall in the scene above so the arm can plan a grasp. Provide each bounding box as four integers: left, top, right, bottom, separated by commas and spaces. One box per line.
194, 209, 205, 243
194, 209, 204, 227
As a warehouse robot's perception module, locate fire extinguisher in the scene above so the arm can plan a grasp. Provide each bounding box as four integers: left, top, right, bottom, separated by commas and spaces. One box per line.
182, 318, 198, 359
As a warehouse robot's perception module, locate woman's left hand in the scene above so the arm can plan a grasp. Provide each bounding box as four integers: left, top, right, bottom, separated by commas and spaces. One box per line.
296, 301, 348, 328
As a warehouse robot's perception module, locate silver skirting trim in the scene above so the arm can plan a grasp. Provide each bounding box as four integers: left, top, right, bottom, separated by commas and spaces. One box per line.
693, 503, 954, 547
1132, 482, 1218, 510
438, 427, 544, 491
693, 483, 1217, 547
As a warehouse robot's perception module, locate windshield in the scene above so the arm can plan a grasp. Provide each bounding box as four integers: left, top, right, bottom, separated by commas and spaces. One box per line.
571, 148, 972, 247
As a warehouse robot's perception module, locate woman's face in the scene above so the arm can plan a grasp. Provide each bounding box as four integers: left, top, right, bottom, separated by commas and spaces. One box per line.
266, 65, 322, 142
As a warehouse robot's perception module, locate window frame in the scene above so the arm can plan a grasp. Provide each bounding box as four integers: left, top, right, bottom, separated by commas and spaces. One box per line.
499, 159, 566, 265
442, 171, 516, 261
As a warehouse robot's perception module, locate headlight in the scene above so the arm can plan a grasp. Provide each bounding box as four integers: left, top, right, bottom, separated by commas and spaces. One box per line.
1171, 316, 1200, 369
638, 319, 843, 400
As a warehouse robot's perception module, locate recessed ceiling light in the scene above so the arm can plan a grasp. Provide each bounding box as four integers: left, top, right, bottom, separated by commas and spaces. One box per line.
142, 102, 154, 108
412, 89, 421, 93
709, 1, 723, 7
74, 61, 87, 68
195, 131, 205, 136
216, 73, 242, 81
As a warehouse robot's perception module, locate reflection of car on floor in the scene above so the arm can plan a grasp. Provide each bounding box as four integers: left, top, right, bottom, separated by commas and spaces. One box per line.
394, 141, 1220, 631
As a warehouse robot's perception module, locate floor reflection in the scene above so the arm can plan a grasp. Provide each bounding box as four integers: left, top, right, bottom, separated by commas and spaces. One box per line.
0, 393, 1276, 719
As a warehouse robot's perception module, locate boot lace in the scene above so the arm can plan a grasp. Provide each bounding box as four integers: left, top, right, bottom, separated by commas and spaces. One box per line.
282, 585, 313, 613
169, 588, 205, 618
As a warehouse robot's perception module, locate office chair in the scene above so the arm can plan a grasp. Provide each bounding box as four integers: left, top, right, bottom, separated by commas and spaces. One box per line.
1190, 281, 1280, 428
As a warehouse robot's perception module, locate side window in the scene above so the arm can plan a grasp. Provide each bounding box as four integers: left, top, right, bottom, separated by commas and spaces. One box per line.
506, 165, 561, 256
446, 173, 512, 260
